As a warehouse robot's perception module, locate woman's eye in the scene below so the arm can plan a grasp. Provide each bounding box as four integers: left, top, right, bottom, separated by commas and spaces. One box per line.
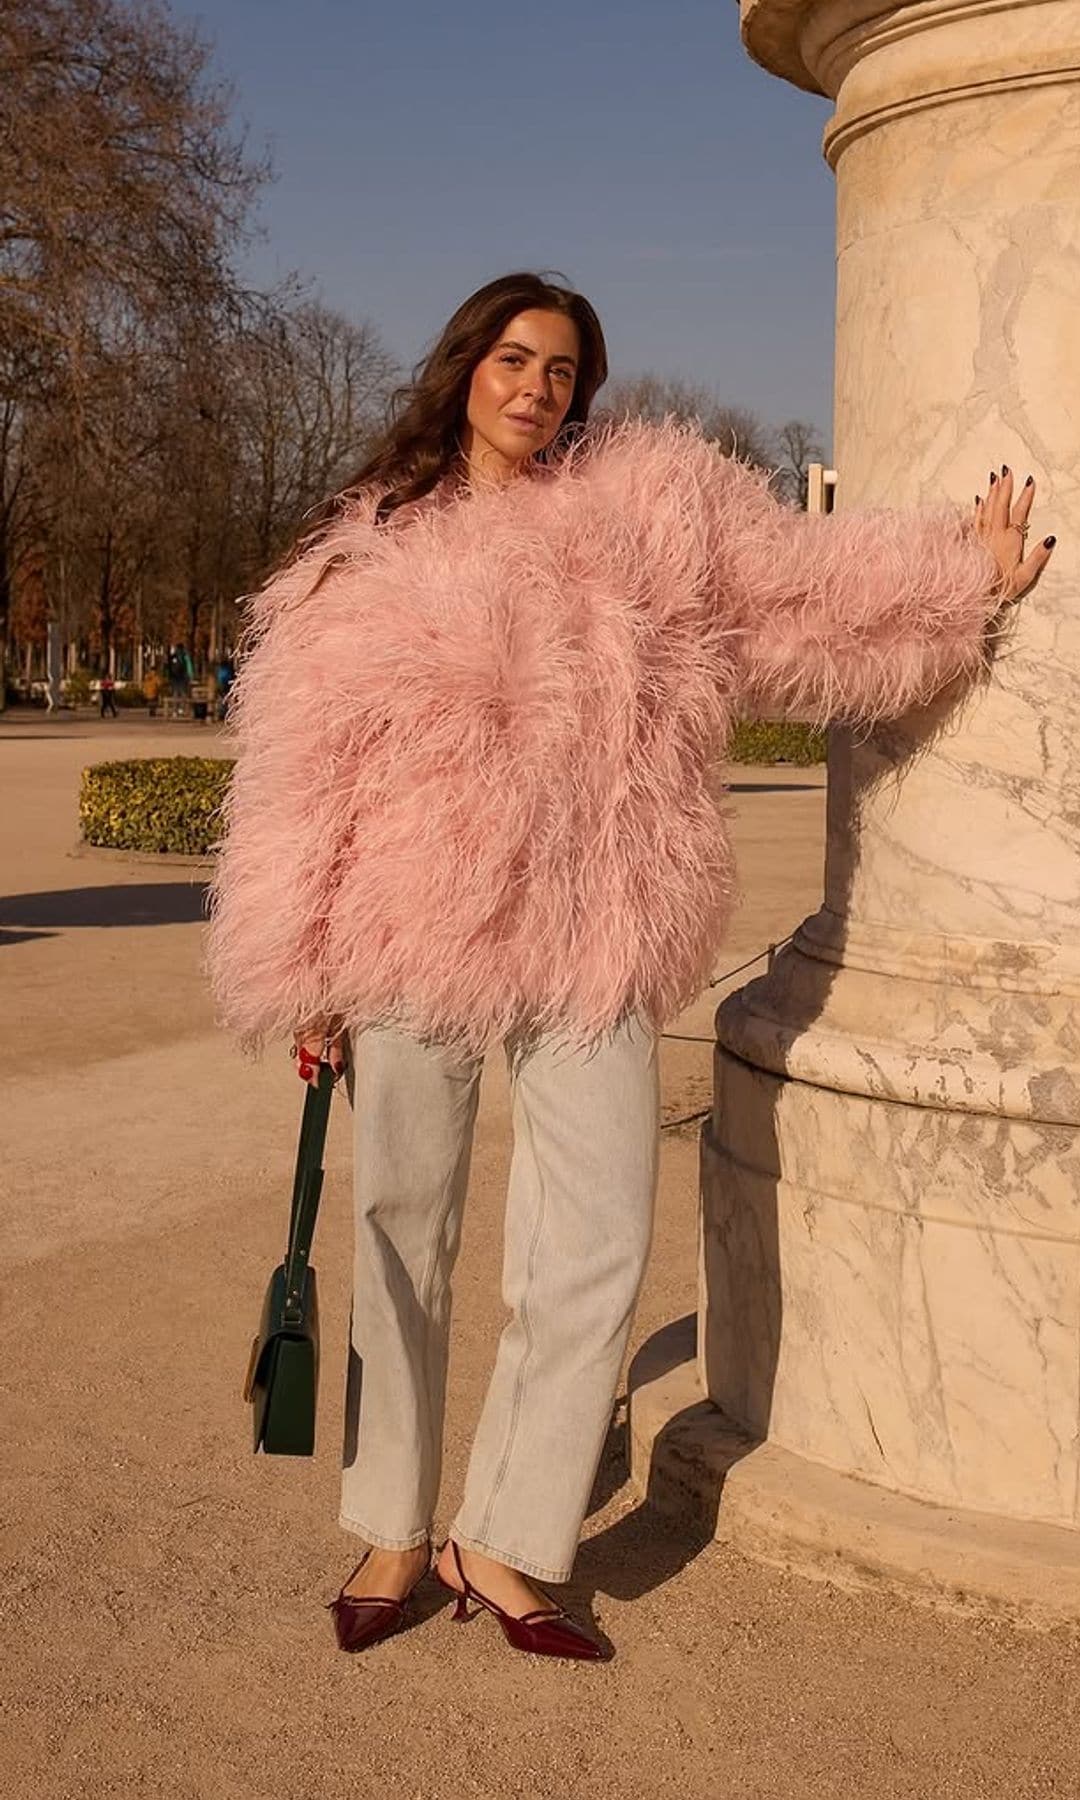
496, 354, 572, 384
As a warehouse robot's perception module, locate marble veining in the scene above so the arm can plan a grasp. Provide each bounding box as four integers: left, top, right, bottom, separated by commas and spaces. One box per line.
715, 0, 1080, 1529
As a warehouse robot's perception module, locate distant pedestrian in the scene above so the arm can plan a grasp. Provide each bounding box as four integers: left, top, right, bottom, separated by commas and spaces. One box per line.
215, 654, 235, 720
99, 672, 118, 719
167, 645, 189, 703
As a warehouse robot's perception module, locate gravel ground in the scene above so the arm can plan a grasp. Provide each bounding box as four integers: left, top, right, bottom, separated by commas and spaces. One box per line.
3, 711, 1078, 1800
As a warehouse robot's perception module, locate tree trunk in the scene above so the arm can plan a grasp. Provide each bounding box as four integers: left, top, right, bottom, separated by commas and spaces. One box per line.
98, 526, 114, 668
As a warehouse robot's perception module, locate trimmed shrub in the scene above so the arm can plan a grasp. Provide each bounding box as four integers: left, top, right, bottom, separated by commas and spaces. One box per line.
79, 756, 234, 855
78, 727, 822, 860
728, 720, 826, 766
64, 668, 94, 707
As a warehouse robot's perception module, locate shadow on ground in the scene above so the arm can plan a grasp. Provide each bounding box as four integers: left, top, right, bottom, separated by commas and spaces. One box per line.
0, 883, 208, 930
569, 1326, 721, 1626
727, 781, 823, 793
391, 1337, 723, 1653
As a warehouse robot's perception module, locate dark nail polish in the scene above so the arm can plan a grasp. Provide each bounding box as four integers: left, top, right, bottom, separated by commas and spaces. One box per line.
989, 472, 997, 485
1025, 475, 1034, 487
1044, 536, 1056, 549
975, 495, 981, 507
1002, 464, 1009, 476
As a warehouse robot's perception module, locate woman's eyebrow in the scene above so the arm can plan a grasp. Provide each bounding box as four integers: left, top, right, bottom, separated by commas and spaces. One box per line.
497, 338, 578, 367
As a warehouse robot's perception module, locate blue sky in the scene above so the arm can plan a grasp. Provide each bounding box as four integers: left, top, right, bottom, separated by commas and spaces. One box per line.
177, 0, 836, 444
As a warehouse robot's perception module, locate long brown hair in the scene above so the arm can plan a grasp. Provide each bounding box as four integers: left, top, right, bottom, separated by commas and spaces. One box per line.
302, 270, 608, 541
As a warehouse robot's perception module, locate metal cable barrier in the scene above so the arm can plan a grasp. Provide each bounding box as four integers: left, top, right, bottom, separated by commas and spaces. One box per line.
658, 931, 794, 1132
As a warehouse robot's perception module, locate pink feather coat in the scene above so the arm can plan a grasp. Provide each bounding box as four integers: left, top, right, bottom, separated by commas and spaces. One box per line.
205, 417, 1002, 1056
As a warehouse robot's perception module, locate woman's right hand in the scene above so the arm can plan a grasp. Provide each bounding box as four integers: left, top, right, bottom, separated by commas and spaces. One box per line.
293, 1018, 349, 1087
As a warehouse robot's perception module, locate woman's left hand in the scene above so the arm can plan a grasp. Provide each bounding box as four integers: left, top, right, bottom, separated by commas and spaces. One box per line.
292, 1017, 349, 1086
975, 465, 1056, 603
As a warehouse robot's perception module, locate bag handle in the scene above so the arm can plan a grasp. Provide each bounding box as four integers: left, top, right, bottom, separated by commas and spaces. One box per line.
283, 1062, 334, 1324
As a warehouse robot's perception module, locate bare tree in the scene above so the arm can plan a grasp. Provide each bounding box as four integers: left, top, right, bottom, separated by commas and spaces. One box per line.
772, 418, 826, 508
597, 372, 775, 469
232, 295, 399, 572
0, 384, 30, 653
0, 0, 264, 690
0, 0, 261, 371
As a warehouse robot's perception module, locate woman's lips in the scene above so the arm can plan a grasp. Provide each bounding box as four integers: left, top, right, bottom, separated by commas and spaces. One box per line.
506, 414, 541, 430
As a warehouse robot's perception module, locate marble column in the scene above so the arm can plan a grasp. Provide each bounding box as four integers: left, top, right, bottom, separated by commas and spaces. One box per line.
706, 3, 1080, 1528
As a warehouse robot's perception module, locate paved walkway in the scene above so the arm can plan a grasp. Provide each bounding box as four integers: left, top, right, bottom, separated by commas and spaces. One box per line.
3, 710, 1077, 1800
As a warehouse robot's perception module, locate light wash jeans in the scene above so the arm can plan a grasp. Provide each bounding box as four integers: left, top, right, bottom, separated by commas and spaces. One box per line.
339, 1014, 660, 1582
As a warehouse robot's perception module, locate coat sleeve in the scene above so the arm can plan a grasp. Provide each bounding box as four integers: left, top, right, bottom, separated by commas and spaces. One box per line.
204, 515, 377, 1047
707, 455, 1007, 726
578, 418, 1008, 727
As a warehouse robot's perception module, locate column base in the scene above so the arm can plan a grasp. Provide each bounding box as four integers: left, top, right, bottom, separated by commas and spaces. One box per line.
626, 1316, 1080, 1628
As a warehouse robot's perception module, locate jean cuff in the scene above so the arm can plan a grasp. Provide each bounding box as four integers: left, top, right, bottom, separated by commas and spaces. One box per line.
338, 1514, 431, 1552
447, 1525, 571, 1585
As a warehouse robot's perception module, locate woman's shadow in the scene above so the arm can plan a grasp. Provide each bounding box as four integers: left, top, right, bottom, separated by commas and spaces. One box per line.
576, 1368, 720, 1607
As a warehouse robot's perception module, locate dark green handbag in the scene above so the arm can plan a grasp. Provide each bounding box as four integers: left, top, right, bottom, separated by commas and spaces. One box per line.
243, 1062, 334, 1455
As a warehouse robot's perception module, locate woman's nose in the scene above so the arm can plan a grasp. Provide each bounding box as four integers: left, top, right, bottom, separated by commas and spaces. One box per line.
523, 371, 552, 404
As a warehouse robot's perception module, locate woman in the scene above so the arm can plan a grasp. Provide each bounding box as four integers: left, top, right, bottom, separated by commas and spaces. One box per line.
207, 270, 1054, 1662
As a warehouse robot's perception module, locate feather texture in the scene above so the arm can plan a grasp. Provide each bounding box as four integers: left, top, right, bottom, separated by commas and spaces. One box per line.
205, 416, 1003, 1055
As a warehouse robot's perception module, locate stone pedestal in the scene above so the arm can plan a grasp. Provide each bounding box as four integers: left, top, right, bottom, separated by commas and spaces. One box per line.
629, 0, 1080, 1610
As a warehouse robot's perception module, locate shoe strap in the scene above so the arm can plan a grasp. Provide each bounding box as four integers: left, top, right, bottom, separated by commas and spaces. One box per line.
335, 1539, 430, 1610
448, 1538, 567, 1624
332, 1593, 404, 1612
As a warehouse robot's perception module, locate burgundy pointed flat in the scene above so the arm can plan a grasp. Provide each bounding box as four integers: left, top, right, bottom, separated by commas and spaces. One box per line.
434, 1539, 610, 1662
327, 1541, 431, 1654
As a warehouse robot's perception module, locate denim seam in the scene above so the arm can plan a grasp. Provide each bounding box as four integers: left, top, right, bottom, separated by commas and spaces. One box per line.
418, 1155, 463, 1314
476, 1087, 547, 1540
415, 1086, 477, 1519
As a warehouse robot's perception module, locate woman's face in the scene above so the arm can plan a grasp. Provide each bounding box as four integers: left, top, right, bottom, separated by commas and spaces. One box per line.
462, 308, 581, 483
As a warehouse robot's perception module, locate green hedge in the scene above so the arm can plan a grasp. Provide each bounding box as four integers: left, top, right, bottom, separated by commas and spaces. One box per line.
78, 726, 824, 859
728, 721, 826, 765
79, 756, 235, 854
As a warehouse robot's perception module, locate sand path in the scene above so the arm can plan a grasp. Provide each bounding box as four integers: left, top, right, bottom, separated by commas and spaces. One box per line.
3, 711, 1076, 1800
